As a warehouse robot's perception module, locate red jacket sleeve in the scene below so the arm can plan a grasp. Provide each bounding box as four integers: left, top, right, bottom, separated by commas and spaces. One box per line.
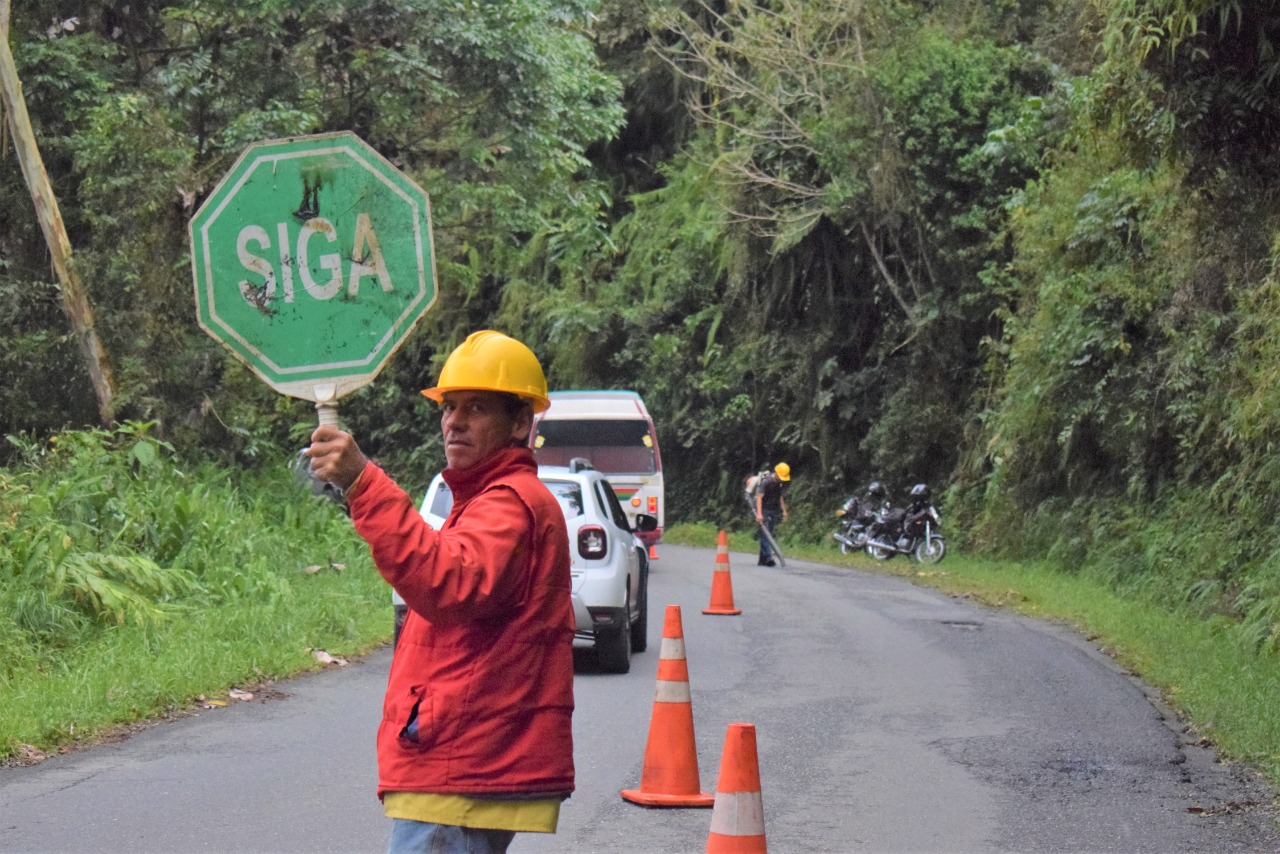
348, 464, 534, 625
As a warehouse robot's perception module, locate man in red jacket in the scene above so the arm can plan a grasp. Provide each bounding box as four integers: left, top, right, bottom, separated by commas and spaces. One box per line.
307, 330, 574, 854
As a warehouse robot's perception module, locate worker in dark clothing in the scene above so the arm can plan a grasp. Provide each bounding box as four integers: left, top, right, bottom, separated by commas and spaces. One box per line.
754, 462, 790, 566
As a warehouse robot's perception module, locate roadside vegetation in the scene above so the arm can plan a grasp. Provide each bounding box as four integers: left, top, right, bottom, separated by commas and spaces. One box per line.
0, 425, 387, 763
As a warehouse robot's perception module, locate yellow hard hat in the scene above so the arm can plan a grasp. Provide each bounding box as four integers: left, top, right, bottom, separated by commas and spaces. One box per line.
774, 462, 791, 481
421, 330, 550, 413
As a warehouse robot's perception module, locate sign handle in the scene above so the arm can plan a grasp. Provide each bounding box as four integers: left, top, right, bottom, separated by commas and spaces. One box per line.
314, 383, 339, 428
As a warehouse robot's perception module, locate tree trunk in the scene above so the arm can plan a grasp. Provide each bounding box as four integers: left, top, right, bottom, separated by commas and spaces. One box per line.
0, 14, 116, 426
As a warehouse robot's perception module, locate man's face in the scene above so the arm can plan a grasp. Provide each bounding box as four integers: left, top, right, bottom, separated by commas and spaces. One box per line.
440, 390, 531, 471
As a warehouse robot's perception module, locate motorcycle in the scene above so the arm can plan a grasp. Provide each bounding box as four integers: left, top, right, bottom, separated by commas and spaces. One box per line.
832, 481, 889, 554
864, 483, 946, 564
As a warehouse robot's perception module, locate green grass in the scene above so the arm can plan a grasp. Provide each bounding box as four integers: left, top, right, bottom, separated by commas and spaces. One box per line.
0, 424, 392, 762
665, 523, 1280, 787
1, 574, 390, 756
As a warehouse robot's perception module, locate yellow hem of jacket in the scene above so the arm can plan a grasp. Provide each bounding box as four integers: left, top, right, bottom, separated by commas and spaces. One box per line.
382, 791, 561, 833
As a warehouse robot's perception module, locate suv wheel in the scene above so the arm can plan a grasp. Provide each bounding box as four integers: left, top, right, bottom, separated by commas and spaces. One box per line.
596, 590, 632, 674
630, 557, 648, 653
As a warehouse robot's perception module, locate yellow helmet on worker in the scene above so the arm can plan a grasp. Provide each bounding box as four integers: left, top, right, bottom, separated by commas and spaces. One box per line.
774, 462, 791, 481
421, 330, 551, 413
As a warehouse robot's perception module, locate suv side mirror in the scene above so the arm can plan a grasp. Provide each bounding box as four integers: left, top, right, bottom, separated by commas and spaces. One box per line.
633, 513, 658, 533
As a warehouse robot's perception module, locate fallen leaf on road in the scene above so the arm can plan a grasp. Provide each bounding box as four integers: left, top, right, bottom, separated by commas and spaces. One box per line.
10, 743, 48, 766
1187, 801, 1259, 817
228, 688, 254, 701
310, 649, 349, 667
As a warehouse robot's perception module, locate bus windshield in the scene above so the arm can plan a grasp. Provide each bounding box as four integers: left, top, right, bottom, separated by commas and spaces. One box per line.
533, 419, 658, 475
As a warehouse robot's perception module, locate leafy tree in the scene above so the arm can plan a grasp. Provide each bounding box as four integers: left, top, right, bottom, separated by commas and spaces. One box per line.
956, 1, 1280, 635
0, 0, 623, 478
527, 0, 1057, 522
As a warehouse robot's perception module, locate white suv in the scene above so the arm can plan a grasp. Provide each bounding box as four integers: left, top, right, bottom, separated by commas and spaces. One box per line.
399, 460, 655, 673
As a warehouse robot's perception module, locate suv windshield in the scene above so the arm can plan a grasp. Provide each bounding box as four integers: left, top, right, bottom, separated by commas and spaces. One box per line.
533, 419, 657, 475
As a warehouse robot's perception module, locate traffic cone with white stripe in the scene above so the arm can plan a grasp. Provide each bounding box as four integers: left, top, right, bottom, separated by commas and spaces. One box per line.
706, 723, 767, 853
621, 605, 715, 807
703, 530, 742, 616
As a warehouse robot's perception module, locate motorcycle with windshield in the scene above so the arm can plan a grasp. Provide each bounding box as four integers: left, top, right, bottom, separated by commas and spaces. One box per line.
864, 483, 946, 564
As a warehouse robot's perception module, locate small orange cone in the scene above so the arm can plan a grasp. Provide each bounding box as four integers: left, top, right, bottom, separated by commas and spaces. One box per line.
649, 544, 659, 560
621, 605, 715, 807
703, 530, 742, 616
706, 723, 767, 854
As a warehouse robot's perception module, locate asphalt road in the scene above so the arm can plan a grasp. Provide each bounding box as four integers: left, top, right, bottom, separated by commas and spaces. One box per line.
2, 543, 1278, 853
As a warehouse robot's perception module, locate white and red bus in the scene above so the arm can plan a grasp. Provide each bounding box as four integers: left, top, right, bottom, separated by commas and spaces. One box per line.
530, 390, 664, 546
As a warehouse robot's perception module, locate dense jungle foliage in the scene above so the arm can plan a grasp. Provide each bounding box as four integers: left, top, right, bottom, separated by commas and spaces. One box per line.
6, 1, 1280, 649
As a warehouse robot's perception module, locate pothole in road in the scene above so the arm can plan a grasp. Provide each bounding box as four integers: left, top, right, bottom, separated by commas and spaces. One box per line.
1047, 757, 1115, 780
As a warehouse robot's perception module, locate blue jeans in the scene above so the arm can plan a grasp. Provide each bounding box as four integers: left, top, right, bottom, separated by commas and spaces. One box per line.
757, 512, 780, 563
387, 819, 516, 854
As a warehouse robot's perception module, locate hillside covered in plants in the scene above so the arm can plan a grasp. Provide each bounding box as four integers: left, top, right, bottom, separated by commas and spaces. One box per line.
5, 0, 1280, 645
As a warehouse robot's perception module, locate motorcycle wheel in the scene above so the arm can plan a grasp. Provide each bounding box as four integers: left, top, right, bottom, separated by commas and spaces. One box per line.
914, 535, 946, 565
865, 541, 894, 561
837, 531, 854, 555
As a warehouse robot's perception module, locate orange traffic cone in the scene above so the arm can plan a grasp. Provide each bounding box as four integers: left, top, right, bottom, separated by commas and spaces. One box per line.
621, 605, 715, 807
706, 723, 767, 854
649, 544, 659, 560
703, 530, 742, 616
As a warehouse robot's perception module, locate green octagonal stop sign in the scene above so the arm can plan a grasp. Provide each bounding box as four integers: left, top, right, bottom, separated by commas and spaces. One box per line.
190, 131, 436, 406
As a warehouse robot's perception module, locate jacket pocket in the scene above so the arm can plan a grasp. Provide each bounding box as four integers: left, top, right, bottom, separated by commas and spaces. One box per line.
394, 687, 434, 749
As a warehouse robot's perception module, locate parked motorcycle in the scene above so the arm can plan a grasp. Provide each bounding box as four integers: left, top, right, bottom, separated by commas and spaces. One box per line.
832, 481, 888, 554
864, 483, 946, 564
